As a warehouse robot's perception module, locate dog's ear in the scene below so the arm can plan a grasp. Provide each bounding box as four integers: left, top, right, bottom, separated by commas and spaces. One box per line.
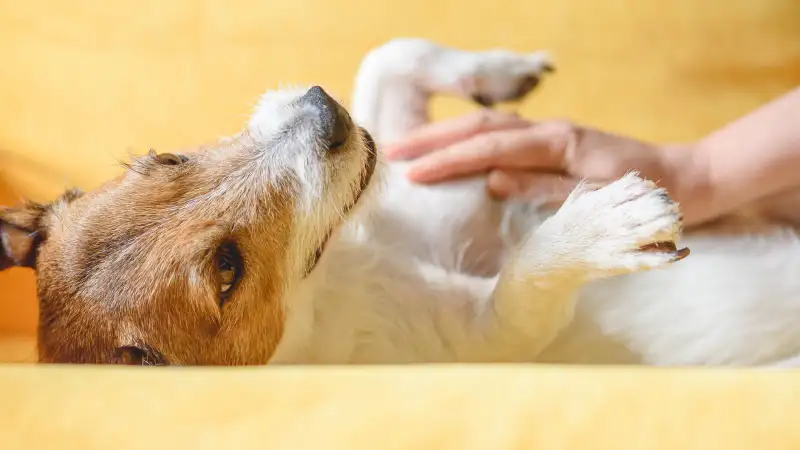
0, 202, 48, 270
0, 189, 83, 271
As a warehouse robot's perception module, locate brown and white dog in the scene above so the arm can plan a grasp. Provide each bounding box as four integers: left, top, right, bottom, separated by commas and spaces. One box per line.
1, 38, 798, 367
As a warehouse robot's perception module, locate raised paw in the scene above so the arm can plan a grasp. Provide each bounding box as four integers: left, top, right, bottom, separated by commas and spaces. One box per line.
458, 49, 554, 107
542, 172, 689, 278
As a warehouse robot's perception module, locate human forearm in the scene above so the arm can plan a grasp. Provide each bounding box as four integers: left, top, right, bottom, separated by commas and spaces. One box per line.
667, 87, 800, 225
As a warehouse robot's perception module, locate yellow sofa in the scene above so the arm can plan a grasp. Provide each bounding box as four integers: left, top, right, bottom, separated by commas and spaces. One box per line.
1, 0, 799, 447
2, 365, 800, 450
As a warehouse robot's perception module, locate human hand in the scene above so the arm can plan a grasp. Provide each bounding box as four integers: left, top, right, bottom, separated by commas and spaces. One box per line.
384, 110, 699, 219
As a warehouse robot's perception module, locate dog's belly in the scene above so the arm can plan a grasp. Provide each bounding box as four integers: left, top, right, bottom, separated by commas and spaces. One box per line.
378, 168, 800, 366
372, 163, 507, 275
540, 228, 800, 366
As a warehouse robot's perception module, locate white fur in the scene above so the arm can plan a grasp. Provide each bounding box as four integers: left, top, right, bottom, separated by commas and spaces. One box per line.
266, 38, 800, 367
247, 86, 375, 279
269, 171, 683, 364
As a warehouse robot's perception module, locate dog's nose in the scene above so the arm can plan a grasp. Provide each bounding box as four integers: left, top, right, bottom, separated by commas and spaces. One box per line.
299, 86, 352, 149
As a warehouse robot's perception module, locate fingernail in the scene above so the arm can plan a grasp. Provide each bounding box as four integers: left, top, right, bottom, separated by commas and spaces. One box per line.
406, 164, 439, 183
487, 171, 519, 196
487, 191, 508, 200
383, 145, 399, 158
384, 146, 409, 161
405, 165, 426, 181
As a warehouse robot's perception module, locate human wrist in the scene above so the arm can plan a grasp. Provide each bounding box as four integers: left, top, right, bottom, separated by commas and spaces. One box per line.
657, 142, 714, 227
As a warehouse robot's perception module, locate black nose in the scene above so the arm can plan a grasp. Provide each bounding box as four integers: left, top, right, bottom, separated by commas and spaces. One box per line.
299, 86, 352, 149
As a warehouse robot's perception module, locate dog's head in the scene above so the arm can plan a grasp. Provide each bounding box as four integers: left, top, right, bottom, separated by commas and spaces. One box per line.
0, 86, 377, 365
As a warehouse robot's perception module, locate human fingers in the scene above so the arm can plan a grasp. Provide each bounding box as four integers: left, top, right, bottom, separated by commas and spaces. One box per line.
384, 109, 530, 161
405, 125, 568, 183
486, 169, 578, 204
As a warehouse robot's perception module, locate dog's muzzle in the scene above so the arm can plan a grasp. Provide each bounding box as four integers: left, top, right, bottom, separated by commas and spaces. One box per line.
298, 86, 353, 150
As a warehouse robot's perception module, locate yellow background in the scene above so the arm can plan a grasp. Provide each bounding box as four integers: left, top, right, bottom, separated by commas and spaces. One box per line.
1, 0, 799, 339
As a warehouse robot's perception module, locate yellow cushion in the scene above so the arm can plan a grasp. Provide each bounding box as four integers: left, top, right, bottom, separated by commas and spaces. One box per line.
2, 365, 800, 449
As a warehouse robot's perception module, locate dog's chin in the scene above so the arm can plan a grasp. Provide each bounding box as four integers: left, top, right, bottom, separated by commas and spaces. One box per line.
303, 128, 378, 277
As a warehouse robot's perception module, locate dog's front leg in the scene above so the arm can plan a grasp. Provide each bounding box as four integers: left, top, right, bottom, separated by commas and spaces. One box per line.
471, 173, 689, 361
350, 38, 553, 144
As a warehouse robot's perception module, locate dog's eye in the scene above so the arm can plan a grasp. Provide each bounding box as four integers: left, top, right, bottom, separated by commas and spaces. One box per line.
215, 242, 243, 306
155, 153, 188, 166
113, 345, 168, 366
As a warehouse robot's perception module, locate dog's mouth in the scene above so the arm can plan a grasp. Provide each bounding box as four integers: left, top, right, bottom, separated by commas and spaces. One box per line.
303, 128, 378, 276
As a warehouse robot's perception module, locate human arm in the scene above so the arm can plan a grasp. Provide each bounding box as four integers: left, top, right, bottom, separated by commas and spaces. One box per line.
674, 87, 800, 225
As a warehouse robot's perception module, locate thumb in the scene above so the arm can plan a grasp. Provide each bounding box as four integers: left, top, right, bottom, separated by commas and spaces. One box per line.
487, 169, 578, 204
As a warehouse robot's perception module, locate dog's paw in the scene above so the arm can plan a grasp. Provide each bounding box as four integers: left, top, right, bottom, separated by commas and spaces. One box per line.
459, 50, 554, 107
542, 172, 689, 278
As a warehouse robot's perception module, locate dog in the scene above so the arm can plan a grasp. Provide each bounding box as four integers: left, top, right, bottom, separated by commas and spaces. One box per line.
1, 38, 798, 366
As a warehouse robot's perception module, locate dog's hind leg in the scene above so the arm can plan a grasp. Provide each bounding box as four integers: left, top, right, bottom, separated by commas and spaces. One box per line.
348, 38, 554, 275
350, 38, 553, 144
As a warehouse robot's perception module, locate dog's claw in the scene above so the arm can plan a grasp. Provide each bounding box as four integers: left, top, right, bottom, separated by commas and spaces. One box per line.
471, 94, 495, 108
672, 247, 691, 262
639, 241, 690, 262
